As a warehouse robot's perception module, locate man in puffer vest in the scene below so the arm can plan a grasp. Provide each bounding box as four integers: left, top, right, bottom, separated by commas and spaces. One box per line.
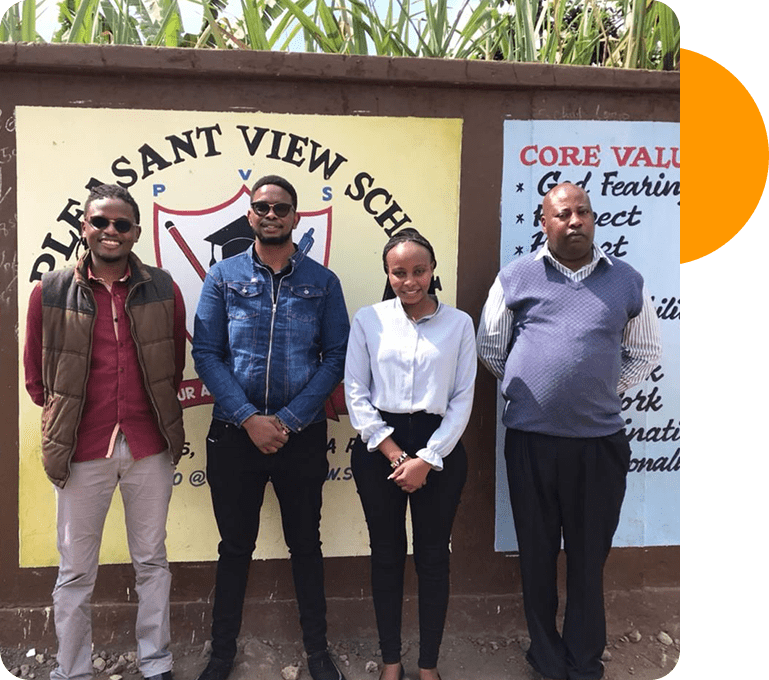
24, 183, 186, 680
477, 182, 662, 680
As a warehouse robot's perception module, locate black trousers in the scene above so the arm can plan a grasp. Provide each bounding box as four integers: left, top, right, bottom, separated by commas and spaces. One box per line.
504, 428, 631, 680
351, 411, 467, 669
205, 418, 330, 662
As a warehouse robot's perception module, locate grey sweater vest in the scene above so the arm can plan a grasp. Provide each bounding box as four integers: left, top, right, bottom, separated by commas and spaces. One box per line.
499, 253, 643, 437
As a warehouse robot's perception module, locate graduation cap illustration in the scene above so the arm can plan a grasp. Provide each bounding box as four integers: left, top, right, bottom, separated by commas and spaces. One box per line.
204, 215, 255, 266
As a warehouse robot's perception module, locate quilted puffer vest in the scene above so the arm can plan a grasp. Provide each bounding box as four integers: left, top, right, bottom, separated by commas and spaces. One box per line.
39, 252, 184, 487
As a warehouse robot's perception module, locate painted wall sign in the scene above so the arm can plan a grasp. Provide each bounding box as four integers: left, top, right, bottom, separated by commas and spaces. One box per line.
495, 120, 680, 550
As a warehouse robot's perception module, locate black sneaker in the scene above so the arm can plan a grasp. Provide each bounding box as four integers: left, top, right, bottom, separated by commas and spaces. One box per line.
307, 649, 346, 680
195, 657, 233, 680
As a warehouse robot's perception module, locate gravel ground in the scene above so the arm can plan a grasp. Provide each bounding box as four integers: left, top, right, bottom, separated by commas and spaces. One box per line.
1, 587, 679, 680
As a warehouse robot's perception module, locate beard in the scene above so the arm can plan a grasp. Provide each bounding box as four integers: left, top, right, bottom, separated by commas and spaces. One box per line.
88, 245, 127, 263
92, 248, 124, 262
255, 229, 293, 246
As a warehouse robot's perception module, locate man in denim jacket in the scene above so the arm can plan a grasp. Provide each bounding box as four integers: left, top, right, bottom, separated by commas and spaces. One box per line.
192, 175, 350, 680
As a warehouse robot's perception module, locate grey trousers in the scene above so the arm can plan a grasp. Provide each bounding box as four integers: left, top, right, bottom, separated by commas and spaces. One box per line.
51, 433, 174, 680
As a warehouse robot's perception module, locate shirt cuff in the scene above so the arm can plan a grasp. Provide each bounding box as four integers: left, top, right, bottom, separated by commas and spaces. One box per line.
416, 447, 443, 471
366, 424, 395, 452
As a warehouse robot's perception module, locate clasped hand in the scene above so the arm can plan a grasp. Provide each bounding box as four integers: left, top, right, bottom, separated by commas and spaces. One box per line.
242, 414, 289, 454
388, 457, 430, 493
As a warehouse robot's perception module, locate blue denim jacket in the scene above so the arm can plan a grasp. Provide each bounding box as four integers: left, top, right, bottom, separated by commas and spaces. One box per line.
192, 231, 350, 432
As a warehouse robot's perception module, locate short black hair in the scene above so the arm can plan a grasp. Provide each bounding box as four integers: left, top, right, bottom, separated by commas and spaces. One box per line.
250, 175, 298, 209
83, 183, 141, 224
382, 227, 437, 273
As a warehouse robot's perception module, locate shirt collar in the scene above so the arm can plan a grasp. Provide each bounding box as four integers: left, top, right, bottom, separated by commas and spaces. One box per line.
393, 295, 441, 323
87, 263, 131, 284
252, 244, 295, 276
534, 242, 612, 269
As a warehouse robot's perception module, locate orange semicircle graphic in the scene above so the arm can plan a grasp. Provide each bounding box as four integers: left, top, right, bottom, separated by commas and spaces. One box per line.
682, 49, 769, 263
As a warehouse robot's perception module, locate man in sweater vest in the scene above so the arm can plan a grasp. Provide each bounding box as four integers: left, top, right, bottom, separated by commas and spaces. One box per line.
476, 182, 662, 680
24, 184, 186, 680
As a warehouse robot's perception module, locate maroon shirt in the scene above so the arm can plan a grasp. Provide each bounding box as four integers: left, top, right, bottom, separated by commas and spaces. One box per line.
25, 269, 186, 463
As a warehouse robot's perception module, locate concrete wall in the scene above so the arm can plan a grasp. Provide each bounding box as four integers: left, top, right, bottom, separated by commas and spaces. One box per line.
0, 43, 679, 648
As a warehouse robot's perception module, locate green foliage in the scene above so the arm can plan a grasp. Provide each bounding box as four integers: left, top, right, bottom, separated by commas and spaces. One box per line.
0, 0, 680, 70
1, 0, 38, 41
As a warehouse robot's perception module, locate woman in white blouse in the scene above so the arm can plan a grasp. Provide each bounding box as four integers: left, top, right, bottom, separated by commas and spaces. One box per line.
344, 228, 476, 680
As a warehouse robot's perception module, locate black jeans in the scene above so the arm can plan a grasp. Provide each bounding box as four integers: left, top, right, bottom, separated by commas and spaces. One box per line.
205, 418, 330, 661
351, 411, 467, 670
504, 428, 631, 680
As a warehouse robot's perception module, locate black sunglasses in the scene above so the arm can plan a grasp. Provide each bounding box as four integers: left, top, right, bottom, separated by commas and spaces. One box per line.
251, 201, 294, 218
87, 216, 135, 233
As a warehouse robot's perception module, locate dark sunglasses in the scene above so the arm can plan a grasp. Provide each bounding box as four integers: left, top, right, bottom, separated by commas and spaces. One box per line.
251, 201, 294, 218
87, 216, 135, 233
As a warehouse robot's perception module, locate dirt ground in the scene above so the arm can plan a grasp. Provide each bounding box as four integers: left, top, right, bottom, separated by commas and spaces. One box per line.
1, 587, 678, 680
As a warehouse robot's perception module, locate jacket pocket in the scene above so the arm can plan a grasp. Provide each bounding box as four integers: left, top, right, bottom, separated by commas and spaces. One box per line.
225, 282, 265, 320
287, 283, 325, 323
41, 394, 54, 438
41, 392, 74, 447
